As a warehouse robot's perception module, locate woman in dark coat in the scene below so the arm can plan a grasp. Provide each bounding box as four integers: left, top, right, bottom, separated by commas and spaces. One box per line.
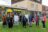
9, 16, 13, 28
22, 15, 27, 28
8, 13, 13, 28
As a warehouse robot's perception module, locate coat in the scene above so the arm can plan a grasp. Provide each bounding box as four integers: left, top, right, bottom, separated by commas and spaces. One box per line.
29, 15, 33, 22
22, 16, 27, 22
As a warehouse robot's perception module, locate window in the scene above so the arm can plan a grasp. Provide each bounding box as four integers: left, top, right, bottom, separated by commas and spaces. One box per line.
11, 0, 23, 4
37, 0, 41, 2
30, 0, 42, 3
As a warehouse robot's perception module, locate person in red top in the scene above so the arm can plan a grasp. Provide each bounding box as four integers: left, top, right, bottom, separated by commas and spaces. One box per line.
44, 15, 46, 23
36, 15, 39, 26
42, 14, 46, 28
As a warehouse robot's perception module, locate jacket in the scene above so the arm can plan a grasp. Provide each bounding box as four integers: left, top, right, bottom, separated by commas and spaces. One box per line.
44, 16, 46, 23
29, 15, 33, 22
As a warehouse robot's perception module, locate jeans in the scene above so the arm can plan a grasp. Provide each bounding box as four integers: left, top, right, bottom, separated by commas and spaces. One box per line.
29, 21, 32, 26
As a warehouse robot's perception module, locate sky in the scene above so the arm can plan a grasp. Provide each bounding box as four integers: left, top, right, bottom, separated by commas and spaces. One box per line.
42, 0, 48, 6
0, 0, 48, 6
0, 0, 11, 6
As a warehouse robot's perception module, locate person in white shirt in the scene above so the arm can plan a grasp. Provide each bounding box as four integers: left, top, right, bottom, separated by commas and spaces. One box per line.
14, 14, 19, 25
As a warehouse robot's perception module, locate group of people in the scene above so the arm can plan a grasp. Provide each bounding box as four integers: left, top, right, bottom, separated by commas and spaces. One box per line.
21, 14, 46, 28
2, 12, 46, 28
2, 12, 14, 28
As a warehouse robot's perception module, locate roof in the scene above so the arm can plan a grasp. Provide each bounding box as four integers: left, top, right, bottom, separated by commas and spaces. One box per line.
11, 1, 42, 12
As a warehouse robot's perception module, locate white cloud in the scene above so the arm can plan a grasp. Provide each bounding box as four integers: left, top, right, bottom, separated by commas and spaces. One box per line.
42, 0, 48, 6
0, 0, 11, 6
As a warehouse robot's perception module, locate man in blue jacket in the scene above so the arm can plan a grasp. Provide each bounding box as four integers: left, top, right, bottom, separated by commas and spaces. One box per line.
29, 14, 33, 27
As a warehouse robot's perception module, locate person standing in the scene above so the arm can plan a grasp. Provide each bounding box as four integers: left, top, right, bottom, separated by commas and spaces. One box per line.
2, 15, 6, 27
25, 14, 29, 25
29, 14, 33, 27
41, 15, 46, 28
22, 15, 27, 28
36, 15, 39, 26
14, 13, 19, 26
8, 13, 13, 28
7, 13, 10, 28
19, 14, 22, 22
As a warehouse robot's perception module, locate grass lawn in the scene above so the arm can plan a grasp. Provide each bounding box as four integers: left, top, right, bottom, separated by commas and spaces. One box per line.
0, 19, 48, 32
